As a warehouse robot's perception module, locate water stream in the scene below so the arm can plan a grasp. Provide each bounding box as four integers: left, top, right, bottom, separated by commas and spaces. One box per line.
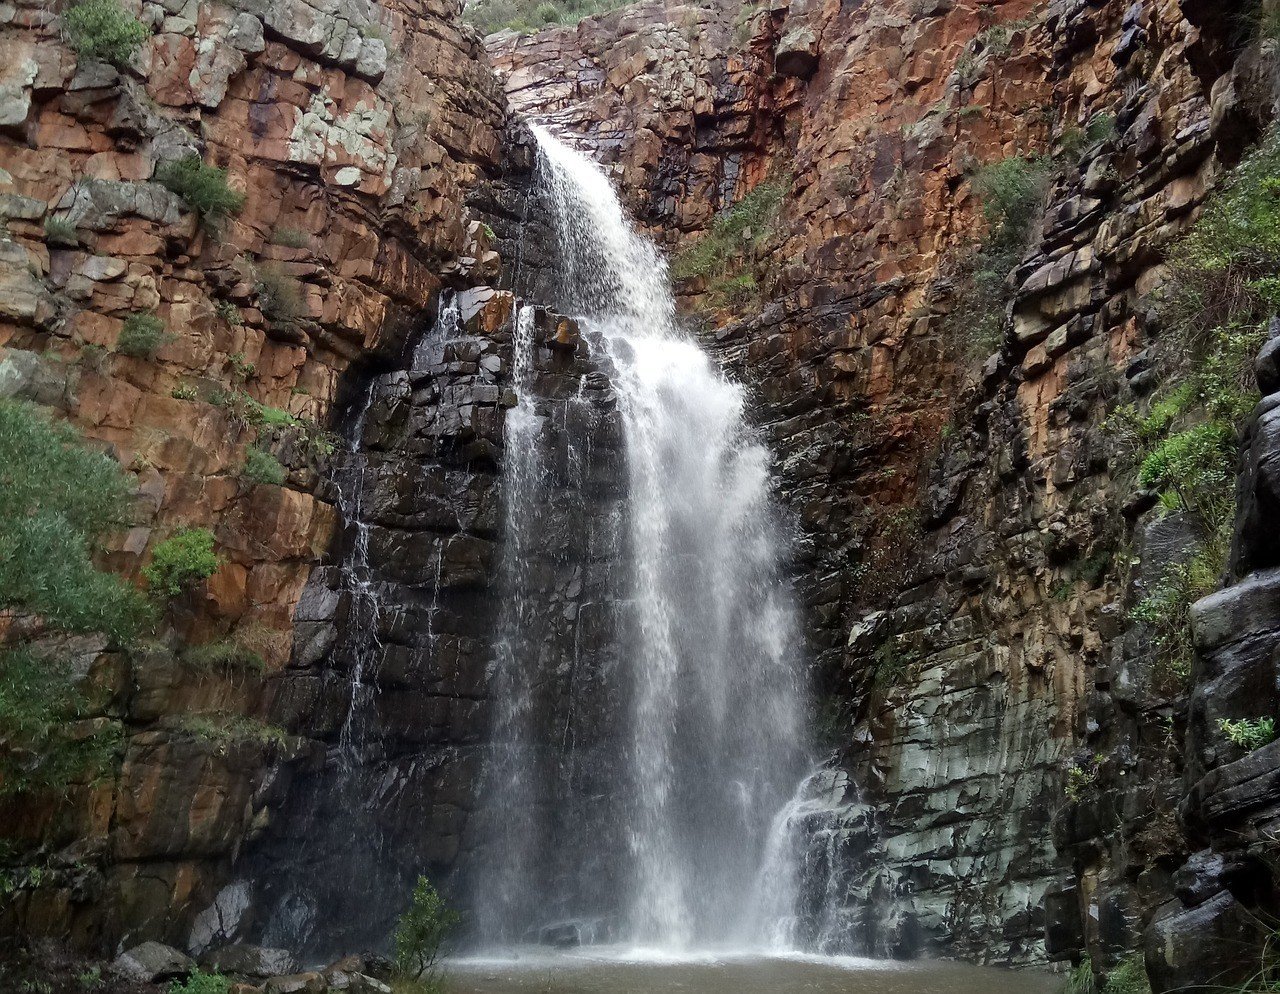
471, 126, 812, 953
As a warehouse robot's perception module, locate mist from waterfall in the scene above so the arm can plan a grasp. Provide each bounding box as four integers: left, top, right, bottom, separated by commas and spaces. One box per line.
472, 125, 812, 953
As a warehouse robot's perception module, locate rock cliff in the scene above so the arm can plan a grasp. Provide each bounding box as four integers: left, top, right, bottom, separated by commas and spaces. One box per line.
0, 0, 527, 951
5, 0, 1280, 987
488, 0, 1280, 982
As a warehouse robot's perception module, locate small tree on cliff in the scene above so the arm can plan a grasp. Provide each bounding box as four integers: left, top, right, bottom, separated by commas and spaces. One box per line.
394, 875, 461, 981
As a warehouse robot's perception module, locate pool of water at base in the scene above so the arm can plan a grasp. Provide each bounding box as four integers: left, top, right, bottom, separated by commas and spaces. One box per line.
443, 948, 1062, 994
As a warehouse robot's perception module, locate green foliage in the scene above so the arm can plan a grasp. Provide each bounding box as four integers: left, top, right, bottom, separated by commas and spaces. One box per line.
1258, 0, 1280, 45
63, 0, 149, 68
0, 400, 145, 794
1064, 754, 1103, 803
142, 528, 219, 599
1131, 543, 1225, 690
44, 216, 78, 245
971, 155, 1050, 252
227, 351, 256, 382
241, 445, 286, 486
1166, 130, 1280, 353
116, 313, 168, 358
171, 382, 198, 401
672, 180, 787, 311
177, 713, 286, 751
1102, 955, 1151, 994
1065, 958, 1095, 994
183, 635, 267, 675
255, 264, 304, 326
394, 875, 461, 981
1137, 420, 1237, 520
214, 300, 243, 326
871, 636, 910, 693
462, 0, 629, 34
168, 969, 231, 994
156, 155, 245, 229
270, 226, 309, 249
0, 399, 148, 640
0, 648, 121, 795
1220, 717, 1277, 751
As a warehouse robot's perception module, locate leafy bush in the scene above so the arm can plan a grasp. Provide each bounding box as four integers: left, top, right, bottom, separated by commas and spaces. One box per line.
0, 648, 122, 795
394, 876, 461, 980
1066, 958, 1095, 994
255, 264, 304, 326
535, 1, 561, 22
1137, 421, 1237, 522
0, 400, 147, 794
63, 0, 149, 68
143, 528, 219, 599
168, 969, 230, 994
971, 155, 1050, 252
672, 180, 787, 282
116, 313, 168, 358
171, 382, 198, 401
1220, 717, 1277, 751
0, 400, 148, 640
156, 155, 245, 229
241, 445, 286, 486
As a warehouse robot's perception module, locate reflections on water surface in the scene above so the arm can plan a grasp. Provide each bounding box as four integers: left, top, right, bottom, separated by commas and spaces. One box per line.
444, 950, 1061, 994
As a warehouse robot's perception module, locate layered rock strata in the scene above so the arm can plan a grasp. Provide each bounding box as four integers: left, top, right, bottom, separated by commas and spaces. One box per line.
0, 0, 523, 951
488, 0, 1280, 976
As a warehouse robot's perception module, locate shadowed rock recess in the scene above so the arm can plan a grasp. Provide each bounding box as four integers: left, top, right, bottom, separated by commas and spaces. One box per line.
5, 0, 1280, 989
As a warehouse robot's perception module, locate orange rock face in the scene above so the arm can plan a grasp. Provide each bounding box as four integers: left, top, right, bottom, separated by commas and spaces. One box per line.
0, 0, 513, 947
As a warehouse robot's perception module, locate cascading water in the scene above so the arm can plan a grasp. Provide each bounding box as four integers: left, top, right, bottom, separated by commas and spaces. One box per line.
471, 125, 812, 953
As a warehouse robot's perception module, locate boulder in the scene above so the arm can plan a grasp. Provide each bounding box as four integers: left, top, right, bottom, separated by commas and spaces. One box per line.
205, 943, 298, 978
111, 941, 195, 982
263, 973, 327, 994
1144, 891, 1262, 993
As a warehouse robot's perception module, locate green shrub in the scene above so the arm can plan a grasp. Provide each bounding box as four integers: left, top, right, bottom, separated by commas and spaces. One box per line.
44, 216, 78, 245
1065, 957, 1095, 994
143, 528, 219, 599
1131, 544, 1224, 690
0, 399, 148, 640
0, 400, 147, 794
1102, 955, 1150, 994
63, 0, 149, 68
171, 382, 197, 401
178, 713, 286, 751
462, 0, 628, 34
394, 876, 460, 980
672, 180, 787, 286
255, 264, 304, 326
0, 648, 122, 795
168, 968, 230, 994
156, 155, 245, 229
971, 155, 1050, 251
1137, 421, 1237, 521
116, 313, 168, 358
214, 300, 243, 326
1220, 717, 1277, 751
241, 445, 286, 486
183, 636, 266, 675
270, 226, 309, 249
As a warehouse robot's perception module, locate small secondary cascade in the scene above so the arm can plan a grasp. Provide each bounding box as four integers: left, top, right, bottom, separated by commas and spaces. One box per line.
472, 125, 812, 952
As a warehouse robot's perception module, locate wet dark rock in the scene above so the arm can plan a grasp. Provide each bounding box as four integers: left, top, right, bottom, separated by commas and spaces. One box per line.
111, 941, 194, 982
204, 943, 297, 978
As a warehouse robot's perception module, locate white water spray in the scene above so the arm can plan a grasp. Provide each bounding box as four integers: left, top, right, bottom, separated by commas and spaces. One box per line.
475, 125, 812, 953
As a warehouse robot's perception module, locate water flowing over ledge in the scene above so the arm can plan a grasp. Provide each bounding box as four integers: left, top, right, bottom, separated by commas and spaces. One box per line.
470, 125, 817, 953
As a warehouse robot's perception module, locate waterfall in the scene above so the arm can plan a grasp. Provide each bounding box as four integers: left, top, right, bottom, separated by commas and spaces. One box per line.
471, 126, 811, 953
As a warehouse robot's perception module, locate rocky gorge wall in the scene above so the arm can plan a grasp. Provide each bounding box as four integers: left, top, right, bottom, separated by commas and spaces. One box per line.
6, 0, 1280, 986
0, 0, 537, 953
487, 0, 1280, 983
